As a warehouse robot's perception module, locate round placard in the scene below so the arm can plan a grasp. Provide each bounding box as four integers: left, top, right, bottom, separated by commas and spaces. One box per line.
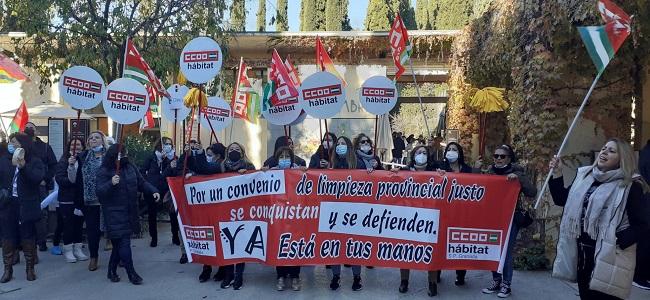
359, 76, 398, 115
261, 82, 302, 125
298, 72, 346, 119
179, 37, 223, 84
199, 96, 232, 131
161, 84, 191, 121
103, 78, 149, 125
59, 66, 105, 110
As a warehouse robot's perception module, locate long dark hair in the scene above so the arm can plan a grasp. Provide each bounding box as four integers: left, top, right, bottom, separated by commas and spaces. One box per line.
353, 133, 374, 152
102, 144, 127, 169
443, 142, 467, 166
331, 136, 356, 169
153, 137, 173, 152
9, 132, 34, 161
61, 138, 86, 161
317, 132, 337, 156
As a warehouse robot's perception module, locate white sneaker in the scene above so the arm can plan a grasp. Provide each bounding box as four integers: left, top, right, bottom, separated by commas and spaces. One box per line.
73, 243, 89, 261
63, 244, 77, 263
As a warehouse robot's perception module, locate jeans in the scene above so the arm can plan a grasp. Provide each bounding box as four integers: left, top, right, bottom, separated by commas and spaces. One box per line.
60, 204, 83, 245
276, 266, 301, 279
331, 265, 361, 277
492, 221, 519, 284
84, 205, 101, 258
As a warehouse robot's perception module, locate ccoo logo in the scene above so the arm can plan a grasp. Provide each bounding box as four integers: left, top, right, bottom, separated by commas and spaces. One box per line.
63, 76, 102, 93
183, 51, 219, 63
107, 90, 146, 105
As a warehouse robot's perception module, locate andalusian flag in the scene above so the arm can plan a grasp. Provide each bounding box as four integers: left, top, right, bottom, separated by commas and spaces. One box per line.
578, 0, 631, 74
9, 100, 29, 133
123, 38, 170, 98
316, 37, 347, 86
231, 57, 261, 123
0, 53, 28, 84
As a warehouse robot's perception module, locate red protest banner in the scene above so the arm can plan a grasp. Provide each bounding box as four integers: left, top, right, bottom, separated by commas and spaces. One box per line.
168, 170, 519, 271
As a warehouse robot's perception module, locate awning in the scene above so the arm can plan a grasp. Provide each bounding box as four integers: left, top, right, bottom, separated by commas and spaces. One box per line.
1, 103, 94, 119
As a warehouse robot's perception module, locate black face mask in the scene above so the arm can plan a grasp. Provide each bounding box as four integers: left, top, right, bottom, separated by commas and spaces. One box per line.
24, 128, 35, 137
228, 151, 241, 162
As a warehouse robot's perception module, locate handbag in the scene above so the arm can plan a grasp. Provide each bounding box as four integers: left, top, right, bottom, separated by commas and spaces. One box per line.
513, 209, 533, 228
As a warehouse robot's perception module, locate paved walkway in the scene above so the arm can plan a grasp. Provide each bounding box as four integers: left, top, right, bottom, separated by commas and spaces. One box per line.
1, 224, 648, 300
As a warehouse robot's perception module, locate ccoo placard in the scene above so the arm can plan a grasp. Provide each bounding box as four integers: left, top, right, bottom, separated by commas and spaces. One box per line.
179, 37, 223, 84
298, 72, 346, 119
59, 66, 105, 110
359, 76, 398, 115
103, 78, 149, 125
161, 84, 191, 121
200, 97, 232, 131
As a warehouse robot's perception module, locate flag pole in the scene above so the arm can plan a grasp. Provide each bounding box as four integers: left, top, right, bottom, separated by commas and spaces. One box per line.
534, 71, 603, 209
115, 37, 130, 174
407, 58, 431, 138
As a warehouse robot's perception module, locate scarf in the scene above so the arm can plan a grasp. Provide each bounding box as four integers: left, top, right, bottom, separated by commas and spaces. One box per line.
560, 166, 625, 239
356, 150, 375, 169
82, 151, 103, 205
223, 159, 245, 172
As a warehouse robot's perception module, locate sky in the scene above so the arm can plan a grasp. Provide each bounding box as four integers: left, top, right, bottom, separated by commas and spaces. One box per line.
243, 0, 371, 31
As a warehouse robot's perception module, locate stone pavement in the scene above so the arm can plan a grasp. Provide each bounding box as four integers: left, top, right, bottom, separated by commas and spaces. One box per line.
1, 223, 648, 300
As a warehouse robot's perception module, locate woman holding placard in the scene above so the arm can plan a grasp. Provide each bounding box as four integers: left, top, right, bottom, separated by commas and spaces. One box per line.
309, 132, 337, 169
328, 136, 364, 292
96, 144, 159, 285
79, 131, 108, 271
54, 138, 89, 264
0, 133, 45, 282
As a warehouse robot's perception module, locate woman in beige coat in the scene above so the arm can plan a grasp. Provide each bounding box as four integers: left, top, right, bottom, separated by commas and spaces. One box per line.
549, 138, 650, 299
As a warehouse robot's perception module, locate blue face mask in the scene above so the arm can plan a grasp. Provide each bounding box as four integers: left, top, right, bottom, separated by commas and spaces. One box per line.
92, 145, 103, 153
278, 158, 291, 169
163, 144, 173, 153
7, 144, 15, 154
336, 144, 347, 156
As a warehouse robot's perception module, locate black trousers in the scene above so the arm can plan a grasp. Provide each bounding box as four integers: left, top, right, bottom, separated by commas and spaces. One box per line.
83, 205, 101, 258
635, 234, 650, 281
110, 236, 134, 271
577, 242, 621, 300
52, 207, 64, 246
0, 197, 36, 241
60, 204, 83, 245
276, 266, 300, 279
146, 193, 179, 241
224, 263, 245, 277
35, 186, 48, 245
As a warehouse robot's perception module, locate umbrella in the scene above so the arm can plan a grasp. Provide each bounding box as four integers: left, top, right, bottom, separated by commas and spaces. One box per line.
1, 103, 94, 119
376, 113, 395, 163
467, 87, 508, 156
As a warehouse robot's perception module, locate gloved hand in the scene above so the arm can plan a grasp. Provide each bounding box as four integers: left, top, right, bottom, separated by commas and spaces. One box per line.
74, 209, 84, 217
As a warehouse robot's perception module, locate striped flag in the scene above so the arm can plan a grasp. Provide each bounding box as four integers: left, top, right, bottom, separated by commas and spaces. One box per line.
9, 100, 29, 133
389, 14, 412, 81
139, 85, 156, 132
0, 53, 28, 84
284, 55, 301, 86
316, 37, 347, 86
578, 0, 631, 74
123, 38, 170, 98
231, 58, 261, 123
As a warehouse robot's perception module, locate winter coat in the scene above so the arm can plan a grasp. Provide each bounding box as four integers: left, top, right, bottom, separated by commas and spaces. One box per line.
54, 156, 84, 209
549, 167, 649, 299
140, 152, 174, 194
486, 163, 537, 201
263, 137, 307, 168
0, 157, 46, 222
0, 155, 13, 210
96, 163, 158, 239
31, 137, 57, 189
309, 149, 330, 169
355, 153, 384, 170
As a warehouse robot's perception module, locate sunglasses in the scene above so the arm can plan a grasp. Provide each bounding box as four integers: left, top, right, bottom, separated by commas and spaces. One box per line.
359, 140, 370, 145
493, 154, 508, 159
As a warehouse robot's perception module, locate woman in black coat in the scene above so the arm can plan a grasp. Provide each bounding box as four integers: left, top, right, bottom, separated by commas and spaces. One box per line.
309, 132, 337, 169
1, 132, 45, 282
54, 138, 88, 263
140, 137, 178, 247
96, 144, 159, 285
353, 133, 384, 172
263, 136, 306, 168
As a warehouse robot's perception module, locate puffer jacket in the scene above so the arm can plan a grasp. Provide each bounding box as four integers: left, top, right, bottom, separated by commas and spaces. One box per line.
4, 157, 46, 222
54, 155, 84, 209
96, 162, 158, 239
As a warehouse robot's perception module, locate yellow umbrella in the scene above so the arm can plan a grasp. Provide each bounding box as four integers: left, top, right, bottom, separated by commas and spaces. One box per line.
468, 87, 508, 156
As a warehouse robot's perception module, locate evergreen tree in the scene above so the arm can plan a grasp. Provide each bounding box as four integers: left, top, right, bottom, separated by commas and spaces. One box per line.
230, 0, 246, 31
326, 0, 351, 31
301, 0, 326, 31
299, 0, 305, 31
391, 0, 416, 29
276, 0, 289, 31
364, 0, 391, 31
256, 0, 266, 31
429, 0, 472, 30
415, 0, 431, 29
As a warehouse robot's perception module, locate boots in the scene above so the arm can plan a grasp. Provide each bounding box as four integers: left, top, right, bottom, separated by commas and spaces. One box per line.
88, 257, 98, 271
21, 240, 36, 281
73, 243, 89, 261
62, 244, 77, 263
12, 249, 19, 265
107, 254, 120, 283
1, 240, 15, 283
125, 264, 143, 285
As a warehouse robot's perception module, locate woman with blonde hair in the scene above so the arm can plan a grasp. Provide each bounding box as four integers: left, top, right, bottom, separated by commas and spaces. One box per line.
549, 138, 650, 299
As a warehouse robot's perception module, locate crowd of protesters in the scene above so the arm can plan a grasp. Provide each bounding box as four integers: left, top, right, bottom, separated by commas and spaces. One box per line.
0, 125, 648, 299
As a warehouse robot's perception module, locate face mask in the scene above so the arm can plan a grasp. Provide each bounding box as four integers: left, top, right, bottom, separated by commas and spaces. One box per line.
165, 151, 175, 160
155, 151, 163, 160
495, 163, 510, 169
445, 151, 459, 163
92, 145, 103, 153
163, 144, 173, 153
278, 158, 291, 169
206, 155, 214, 163
24, 128, 35, 137
7, 144, 15, 154
415, 153, 427, 165
336, 145, 347, 156
228, 150, 241, 162
322, 141, 332, 149
360, 145, 371, 153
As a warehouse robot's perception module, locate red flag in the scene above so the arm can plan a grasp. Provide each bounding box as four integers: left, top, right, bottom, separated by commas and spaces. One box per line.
284, 55, 301, 86
389, 14, 412, 81
269, 49, 299, 106
315, 37, 346, 86
231, 58, 260, 123
123, 38, 170, 98
597, 0, 631, 54
139, 86, 156, 132
9, 100, 28, 133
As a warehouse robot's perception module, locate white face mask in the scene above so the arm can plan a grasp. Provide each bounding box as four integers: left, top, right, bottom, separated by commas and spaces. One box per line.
446, 150, 459, 163
415, 153, 427, 165
323, 140, 333, 149
206, 155, 214, 163
360, 145, 371, 153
